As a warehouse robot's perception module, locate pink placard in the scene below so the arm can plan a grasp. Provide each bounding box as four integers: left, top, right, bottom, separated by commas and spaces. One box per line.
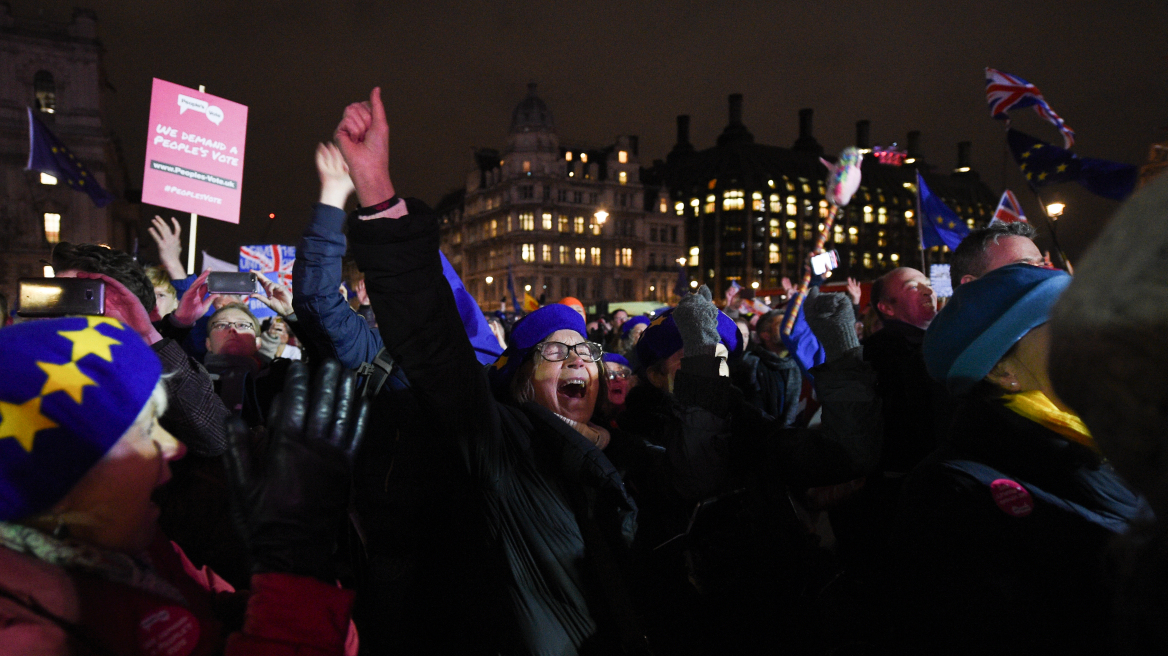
140, 78, 248, 223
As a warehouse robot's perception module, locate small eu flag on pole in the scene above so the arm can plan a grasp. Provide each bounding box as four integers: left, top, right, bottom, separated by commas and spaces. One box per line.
26, 108, 116, 208
917, 172, 970, 251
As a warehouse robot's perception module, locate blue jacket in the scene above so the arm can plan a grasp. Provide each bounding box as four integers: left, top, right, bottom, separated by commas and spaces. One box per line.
292, 203, 503, 370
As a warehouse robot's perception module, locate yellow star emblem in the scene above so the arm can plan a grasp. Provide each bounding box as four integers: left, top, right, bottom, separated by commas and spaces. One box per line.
84, 316, 123, 329
1033, 144, 1044, 149
1056, 164, 1067, 172
1026, 173, 1033, 180
37, 361, 97, 403
1020, 163, 1027, 171
0, 397, 58, 452
1021, 151, 1030, 159
650, 315, 669, 327
58, 326, 122, 362
493, 355, 509, 370
1038, 172, 1048, 181
948, 221, 957, 229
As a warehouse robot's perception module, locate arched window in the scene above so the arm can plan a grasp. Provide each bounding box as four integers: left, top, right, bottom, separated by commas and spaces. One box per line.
34, 71, 56, 114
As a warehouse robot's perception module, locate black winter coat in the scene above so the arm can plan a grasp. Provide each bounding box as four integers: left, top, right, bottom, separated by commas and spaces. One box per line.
892, 395, 1145, 654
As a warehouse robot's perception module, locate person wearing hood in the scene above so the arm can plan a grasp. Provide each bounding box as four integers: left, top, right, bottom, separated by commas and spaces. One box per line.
891, 263, 1145, 653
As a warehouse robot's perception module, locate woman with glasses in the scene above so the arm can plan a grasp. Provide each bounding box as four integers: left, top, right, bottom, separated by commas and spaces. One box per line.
338, 86, 645, 655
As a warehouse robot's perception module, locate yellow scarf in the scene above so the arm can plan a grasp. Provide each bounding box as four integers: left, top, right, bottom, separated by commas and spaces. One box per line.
1002, 390, 1098, 453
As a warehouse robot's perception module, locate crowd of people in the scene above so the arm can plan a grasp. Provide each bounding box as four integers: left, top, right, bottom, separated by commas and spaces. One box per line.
1, 86, 1166, 655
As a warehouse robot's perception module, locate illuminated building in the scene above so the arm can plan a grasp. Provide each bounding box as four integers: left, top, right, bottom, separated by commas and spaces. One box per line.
657, 95, 996, 298
0, 7, 133, 302
438, 84, 683, 310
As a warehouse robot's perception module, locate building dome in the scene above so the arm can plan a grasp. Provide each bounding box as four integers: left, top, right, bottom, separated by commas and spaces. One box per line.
510, 83, 555, 134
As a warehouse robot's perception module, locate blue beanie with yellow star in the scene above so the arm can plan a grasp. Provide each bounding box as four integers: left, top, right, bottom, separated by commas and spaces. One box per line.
0, 317, 163, 521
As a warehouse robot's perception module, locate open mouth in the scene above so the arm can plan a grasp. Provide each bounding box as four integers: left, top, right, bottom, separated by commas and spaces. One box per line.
558, 378, 588, 399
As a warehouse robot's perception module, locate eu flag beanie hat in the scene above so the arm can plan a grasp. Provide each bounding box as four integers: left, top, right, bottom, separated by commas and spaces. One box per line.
635, 307, 742, 371
489, 304, 587, 398
0, 317, 163, 521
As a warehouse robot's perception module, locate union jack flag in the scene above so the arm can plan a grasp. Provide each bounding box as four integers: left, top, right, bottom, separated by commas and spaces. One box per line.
239, 244, 296, 287
985, 68, 1075, 148
991, 190, 1028, 225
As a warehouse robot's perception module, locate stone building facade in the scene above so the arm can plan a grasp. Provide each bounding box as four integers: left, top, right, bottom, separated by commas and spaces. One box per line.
660, 95, 997, 299
0, 6, 120, 305
438, 84, 684, 312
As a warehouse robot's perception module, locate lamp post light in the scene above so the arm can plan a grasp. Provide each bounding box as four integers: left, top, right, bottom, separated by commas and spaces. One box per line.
1042, 201, 1070, 270
1045, 202, 1065, 219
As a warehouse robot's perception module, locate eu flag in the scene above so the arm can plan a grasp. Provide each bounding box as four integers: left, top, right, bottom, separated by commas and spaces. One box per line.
917, 172, 970, 251
1008, 129, 1137, 201
26, 108, 116, 208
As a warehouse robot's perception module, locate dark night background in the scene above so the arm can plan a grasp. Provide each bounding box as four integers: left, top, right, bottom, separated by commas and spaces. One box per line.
23, 0, 1168, 268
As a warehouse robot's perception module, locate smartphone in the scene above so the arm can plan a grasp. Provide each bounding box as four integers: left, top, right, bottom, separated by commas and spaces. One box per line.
207, 271, 258, 295
810, 250, 840, 276
17, 278, 106, 317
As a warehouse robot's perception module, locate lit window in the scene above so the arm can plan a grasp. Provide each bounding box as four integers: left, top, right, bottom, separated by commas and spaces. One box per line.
542, 212, 553, 230
521, 244, 535, 263
559, 215, 569, 232
560, 245, 570, 264
40, 172, 58, 185
590, 220, 601, 236
770, 194, 781, 213
489, 219, 498, 238
580, 153, 588, 163
675, 201, 685, 215
863, 252, 873, 269
705, 194, 716, 214
621, 248, 633, 267
35, 70, 56, 114
591, 247, 602, 266
967, 218, 976, 229
520, 213, 535, 230
723, 190, 745, 211
891, 253, 900, 262
769, 243, 780, 264
542, 244, 552, 261
618, 150, 628, 163
787, 204, 797, 216
44, 265, 55, 277
575, 247, 586, 264
785, 220, 796, 230
618, 171, 628, 185
565, 152, 573, 161
573, 216, 584, 233
44, 213, 61, 243
659, 199, 668, 213
522, 161, 531, 173
689, 246, 700, 266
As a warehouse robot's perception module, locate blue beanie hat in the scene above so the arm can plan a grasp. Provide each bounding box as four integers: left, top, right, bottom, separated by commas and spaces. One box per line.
621, 316, 651, 336
489, 304, 587, 395
0, 317, 163, 521
635, 307, 742, 370
602, 352, 630, 368
923, 263, 1071, 395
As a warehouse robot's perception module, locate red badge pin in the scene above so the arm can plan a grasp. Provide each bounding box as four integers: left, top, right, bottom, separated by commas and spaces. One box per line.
990, 478, 1033, 517
138, 605, 200, 656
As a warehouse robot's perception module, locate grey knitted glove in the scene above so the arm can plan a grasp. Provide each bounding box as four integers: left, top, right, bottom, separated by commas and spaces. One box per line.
674, 285, 720, 357
804, 287, 861, 363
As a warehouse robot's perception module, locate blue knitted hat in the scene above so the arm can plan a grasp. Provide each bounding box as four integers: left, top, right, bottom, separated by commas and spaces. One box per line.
489, 304, 588, 394
602, 352, 630, 368
0, 317, 163, 521
621, 316, 651, 336
635, 307, 742, 370
923, 263, 1071, 395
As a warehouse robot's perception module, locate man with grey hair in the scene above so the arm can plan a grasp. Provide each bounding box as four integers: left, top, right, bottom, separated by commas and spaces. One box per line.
1049, 176, 1168, 652
949, 221, 1045, 288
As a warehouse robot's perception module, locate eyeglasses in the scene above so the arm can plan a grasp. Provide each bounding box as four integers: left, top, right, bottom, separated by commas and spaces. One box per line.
535, 340, 603, 363
607, 369, 631, 380
211, 321, 257, 333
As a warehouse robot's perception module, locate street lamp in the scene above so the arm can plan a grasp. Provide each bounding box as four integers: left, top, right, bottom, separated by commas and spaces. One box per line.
1045, 202, 1065, 219
593, 209, 609, 225
485, 276, 494, 284
751, 281, 760, 289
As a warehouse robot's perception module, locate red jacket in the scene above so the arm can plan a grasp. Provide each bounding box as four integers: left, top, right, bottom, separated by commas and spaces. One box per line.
0, 535, 357, 656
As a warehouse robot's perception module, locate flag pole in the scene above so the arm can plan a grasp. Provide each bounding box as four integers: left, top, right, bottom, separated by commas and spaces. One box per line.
185, 84, 206, 275
915, 172, 927, 272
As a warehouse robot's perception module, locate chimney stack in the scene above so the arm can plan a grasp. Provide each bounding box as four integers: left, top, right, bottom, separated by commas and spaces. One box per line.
676, 115, 691, 146
728, 93, 744, 125
628, 135, 639, 156
799, 108, 814, 139
855, 120, 870, 150
906, 131, 921, 159
956, 141, 972, 170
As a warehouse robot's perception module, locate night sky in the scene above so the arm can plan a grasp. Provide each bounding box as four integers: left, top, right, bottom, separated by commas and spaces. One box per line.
26, 0, 1168, 268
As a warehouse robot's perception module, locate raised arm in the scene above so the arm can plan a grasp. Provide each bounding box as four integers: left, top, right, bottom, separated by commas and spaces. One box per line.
291, 143, 384, 370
